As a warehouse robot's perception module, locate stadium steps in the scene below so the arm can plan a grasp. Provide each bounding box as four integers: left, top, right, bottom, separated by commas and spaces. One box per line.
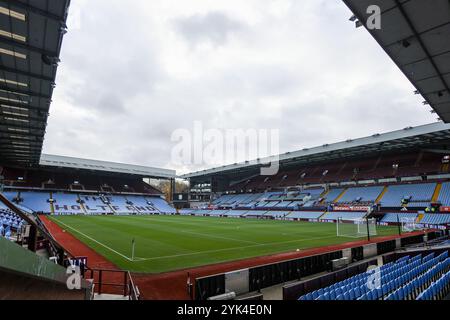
104, 201, 117, 214
375, 186, 389, 203
49, 192, 55, 215
318, 211, 328, 219
94, 294, 129, 301
432, 183, 443, 203
333, 188, 348, 203
319, 189, 330, 204
417, 213, 425, 223
77, 194, 89, 215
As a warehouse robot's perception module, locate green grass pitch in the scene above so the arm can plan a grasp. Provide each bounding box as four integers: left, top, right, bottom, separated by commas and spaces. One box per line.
49, 215, 399, 273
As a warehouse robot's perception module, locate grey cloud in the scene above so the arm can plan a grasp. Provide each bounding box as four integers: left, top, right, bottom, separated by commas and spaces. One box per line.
173, 11, 245, 46
44, 1, 437, 175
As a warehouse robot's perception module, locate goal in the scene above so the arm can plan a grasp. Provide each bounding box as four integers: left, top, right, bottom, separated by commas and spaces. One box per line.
336, 218, 377, 238
401, 217, 421, 232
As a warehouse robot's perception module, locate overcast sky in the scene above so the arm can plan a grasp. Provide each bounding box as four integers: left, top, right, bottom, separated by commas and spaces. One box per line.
42, 0, 436, 174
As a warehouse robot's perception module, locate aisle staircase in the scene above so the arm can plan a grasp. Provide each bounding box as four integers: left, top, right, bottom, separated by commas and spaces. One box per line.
333, 188, 348, 203
432, 183, 443, 203
376, 186, 389, 204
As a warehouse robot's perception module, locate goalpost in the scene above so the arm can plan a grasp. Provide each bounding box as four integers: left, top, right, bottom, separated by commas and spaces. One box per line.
401, 217, 422, 232
336, 218, 377, 238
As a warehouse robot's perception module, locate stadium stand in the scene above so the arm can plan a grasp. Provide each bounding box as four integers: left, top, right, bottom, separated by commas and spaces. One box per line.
52, 193, 85, 215
286, 211, 324, 220
419, 214, 450, 225
321, 211, 367, 221
337, 186, 384, 204
264, 211, 290, 218
298, 252, 450, 300
322, 188, 345, 204
211, 188, 325, 210
381, 213, 419, 224
225, 210, 249, 216
207, 210, 232, 216
380, 183, 436, 208
79, 195, 113, 214
146, 196, 177, 214
20, 192, 52, 213
7, 191, 178, 216
0, 209, 25, 238
438, 182, 450, 206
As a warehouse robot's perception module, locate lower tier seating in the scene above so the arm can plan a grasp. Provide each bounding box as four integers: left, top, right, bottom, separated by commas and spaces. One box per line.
0, 209, 25, 238
298, 251, 449, 300
321, 211, 367, 221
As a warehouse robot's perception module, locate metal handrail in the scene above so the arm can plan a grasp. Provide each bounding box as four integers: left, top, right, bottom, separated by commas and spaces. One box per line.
83, 266, 140, 300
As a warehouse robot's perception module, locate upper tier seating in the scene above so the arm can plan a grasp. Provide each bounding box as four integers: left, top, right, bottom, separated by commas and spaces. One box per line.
380, 183, 436, 207
337, 186, 384, 203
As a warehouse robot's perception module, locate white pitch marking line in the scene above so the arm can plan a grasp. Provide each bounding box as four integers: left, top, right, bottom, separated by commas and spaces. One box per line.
55, 219, 133, 262
181, 230, 260, 245
135, 234, 338, 262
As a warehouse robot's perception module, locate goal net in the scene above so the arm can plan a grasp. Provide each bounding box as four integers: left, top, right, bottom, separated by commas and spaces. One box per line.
336, 218, 377, 238
401, 217, 421, 232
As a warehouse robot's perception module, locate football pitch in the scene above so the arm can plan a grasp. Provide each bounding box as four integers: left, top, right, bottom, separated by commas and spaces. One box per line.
49, 215, 399, 273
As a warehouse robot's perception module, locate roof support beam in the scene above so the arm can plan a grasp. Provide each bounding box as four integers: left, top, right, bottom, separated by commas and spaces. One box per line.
402, 49, 450, 68
0, 113, 48, 123
1, 152, 40, 157
384, 21, 450, 48
415, 71, 450, 84
0, 65, 55, 82
0, 142, 42, 148
0, 122, 46, 131
0, 148, 43, 154
0, 125, 45, 134
0, 100, 49, 112
421, 148, 450, 155
1, 0, 68, 24
394, 0, 450, 96
0, 84, 52, 99
0, 37, 59, 59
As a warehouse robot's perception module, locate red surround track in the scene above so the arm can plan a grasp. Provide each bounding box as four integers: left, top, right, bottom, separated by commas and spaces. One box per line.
40, 215, 426, 300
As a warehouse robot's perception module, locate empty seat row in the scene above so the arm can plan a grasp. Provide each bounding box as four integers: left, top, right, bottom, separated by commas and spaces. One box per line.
299, 251, 450, 301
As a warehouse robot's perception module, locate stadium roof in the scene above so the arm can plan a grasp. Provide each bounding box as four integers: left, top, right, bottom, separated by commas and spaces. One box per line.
40, 154, 176, 179
0, 0, 70, 166
343, 0, 450, 122
181, 122, 450, 179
